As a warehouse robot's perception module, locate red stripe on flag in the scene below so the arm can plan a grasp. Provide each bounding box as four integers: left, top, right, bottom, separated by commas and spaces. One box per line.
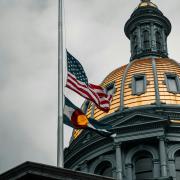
89, 83, 103, 90
66, 80, 98, 103
68, 73, 88, 88
66, 78, 99, 105
66, 72, 112, 112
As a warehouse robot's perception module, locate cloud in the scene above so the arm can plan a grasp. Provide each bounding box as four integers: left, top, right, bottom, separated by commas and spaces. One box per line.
0, 0, 58, 173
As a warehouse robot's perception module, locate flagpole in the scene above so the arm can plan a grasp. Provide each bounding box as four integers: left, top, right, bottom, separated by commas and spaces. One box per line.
57, 0, 64, 168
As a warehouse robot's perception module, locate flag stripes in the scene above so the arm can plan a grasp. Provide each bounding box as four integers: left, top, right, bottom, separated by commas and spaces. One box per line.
66, 51, 112, 112
66, 72, 112, 112
66, 72, 99, 105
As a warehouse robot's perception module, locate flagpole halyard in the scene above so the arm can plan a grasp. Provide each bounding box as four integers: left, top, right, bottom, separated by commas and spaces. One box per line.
57, 0, 64, 168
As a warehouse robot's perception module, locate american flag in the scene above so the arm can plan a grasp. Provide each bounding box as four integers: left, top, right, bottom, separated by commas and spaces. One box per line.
66, 51, 112, 113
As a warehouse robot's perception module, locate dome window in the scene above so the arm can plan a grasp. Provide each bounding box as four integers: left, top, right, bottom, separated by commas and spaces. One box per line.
132, 74, 147, 95
132, 35, 138, 55
165, 73, 180, 93
143, 30, 150, 50
105, 81, 116, 95
155, 31, 162, 51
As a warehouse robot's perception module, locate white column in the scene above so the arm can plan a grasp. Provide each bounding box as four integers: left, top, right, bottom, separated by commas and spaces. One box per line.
126, 163, 133, 180
115, 143, 123, 180
150, 22, 156, 51
137, 26, 142, 54
159, 136, 168, 177
153, 159, 160, 178
162, 29, 167, 53
168, 159, 176, 179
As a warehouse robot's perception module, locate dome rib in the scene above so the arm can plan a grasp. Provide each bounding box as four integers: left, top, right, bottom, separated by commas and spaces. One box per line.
120, 60, 134, 112
152, 58, 161, 106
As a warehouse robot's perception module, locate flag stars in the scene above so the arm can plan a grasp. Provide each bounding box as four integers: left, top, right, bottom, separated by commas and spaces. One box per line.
67, 52, 89, 85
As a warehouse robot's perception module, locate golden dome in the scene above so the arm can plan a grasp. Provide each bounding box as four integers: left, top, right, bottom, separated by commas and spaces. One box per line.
73, 58, 180, 138
88, 58, 180, 120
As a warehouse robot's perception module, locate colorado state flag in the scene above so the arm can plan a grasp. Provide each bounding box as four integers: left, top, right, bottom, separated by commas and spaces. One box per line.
64, 97, 113, 137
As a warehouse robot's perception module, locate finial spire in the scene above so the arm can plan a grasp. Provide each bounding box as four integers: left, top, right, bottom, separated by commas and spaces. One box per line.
141, 0, 150, 2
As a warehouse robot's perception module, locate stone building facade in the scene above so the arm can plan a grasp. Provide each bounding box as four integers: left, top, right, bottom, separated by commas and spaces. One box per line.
64, 1, 180, 180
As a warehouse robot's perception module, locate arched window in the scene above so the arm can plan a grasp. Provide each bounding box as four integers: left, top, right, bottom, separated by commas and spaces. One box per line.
143, 30, 150, 50
155, 31, 161, 51
133, 35, 137, 44
132, 74, 146, 95
134, 45, 138, 55
132, 35, 138, 55
175, 150, 180, 179
94, 161, 113, 177
165, 73, 180, 93
133, 151, 153, 180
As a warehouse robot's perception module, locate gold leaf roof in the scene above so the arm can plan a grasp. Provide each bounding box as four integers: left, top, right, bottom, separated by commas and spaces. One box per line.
73, 58, 180, 139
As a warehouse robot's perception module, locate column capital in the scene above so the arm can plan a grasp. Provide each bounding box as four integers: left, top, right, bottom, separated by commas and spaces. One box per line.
159, 135, 168, 177
157, 135, 166, 141
115, 141, 123, 180
113, 142, 122, 148
168, 158, 175, 162
126, 163, 133, 168
152, 159, 159, 164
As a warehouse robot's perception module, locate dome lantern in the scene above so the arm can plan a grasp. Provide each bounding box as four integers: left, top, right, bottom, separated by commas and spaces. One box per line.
124, 0, 171, 61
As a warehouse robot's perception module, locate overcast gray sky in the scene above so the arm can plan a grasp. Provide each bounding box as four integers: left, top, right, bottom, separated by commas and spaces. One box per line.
0, 0, 180, 174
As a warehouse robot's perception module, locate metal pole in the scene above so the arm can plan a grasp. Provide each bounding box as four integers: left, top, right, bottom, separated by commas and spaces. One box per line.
57, 0, 64, 168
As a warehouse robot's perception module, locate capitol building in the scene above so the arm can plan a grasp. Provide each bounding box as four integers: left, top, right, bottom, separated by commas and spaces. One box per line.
1, 1, 180, 180
64, 1, 180, 180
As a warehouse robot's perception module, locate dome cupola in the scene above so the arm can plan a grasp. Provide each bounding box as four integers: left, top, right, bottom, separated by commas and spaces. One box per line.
124, 0, 171, 61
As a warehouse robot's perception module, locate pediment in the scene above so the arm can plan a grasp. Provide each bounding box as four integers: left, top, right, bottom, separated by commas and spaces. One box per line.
113, 112, 167, 128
